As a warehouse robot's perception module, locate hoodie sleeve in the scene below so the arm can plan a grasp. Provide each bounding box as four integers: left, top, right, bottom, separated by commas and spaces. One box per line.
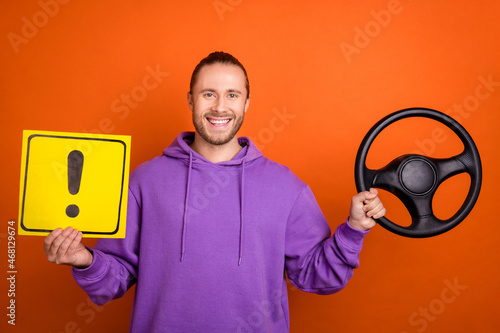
284, 186, 369, 295
71, 188, 141, 305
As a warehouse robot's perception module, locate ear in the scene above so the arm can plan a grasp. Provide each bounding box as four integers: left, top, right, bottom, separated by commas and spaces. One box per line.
187, 92, 194, 111
244, 95, 251, 114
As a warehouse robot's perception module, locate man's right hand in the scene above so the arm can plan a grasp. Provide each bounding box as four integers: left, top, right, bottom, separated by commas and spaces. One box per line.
44, 227, 93, 269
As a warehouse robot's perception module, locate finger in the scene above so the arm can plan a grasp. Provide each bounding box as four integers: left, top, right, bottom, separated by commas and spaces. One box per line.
48, 227, 74, 256
354, 192, 374, 206
46, 227, 72, 263
371, 206, 387, 219
44, 228, 63, 254
56, 228, 79, 258
366, 201, 384, 218
361, 188, 378, 203
363, 196, 382, 212
67, 231, 83, 254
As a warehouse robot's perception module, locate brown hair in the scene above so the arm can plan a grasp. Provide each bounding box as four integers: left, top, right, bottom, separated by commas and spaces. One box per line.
189, 51, 250, 98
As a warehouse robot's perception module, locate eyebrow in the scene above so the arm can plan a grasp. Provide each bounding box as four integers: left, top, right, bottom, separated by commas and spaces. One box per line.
200, 88, 243, 94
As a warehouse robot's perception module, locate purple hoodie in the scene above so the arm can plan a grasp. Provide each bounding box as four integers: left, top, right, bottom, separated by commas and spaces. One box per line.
72, 132, 368, 332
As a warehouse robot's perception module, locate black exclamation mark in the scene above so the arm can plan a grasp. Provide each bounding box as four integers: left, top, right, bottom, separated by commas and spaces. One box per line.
66, 150, 84, 218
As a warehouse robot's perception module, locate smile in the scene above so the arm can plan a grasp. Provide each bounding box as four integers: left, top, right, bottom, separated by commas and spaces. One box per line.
207, 117, 231, 126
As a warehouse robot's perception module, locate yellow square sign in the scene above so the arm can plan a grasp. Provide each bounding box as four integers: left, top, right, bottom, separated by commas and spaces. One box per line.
18, 130, 131, 238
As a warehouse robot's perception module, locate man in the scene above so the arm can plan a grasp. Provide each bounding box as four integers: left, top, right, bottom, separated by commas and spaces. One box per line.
44, 51, 386, 332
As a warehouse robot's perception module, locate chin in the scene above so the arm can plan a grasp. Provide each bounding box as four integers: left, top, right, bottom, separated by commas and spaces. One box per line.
201, 132, 235, 146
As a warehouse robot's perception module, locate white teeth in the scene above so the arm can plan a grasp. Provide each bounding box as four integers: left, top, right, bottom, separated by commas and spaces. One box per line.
208, 118, 230, 125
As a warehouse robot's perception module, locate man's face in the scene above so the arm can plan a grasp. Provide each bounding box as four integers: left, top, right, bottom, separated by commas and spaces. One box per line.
188, 63, 250, 146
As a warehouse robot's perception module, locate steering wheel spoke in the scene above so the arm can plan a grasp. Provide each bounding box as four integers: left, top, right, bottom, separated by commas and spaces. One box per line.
370, 161, 403, 193
407, 195, 434, 220
431, 155, 468, 185
407, 215, 444, 237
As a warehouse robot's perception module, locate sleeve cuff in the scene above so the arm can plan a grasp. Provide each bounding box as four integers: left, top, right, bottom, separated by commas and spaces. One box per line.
335, 218, 369, 251
71, 247, 108, 281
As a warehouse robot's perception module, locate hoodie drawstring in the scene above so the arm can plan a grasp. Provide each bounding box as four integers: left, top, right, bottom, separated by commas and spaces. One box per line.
238, 159, 246, 266
180, 149, 247, 266
181, 151, 193, 262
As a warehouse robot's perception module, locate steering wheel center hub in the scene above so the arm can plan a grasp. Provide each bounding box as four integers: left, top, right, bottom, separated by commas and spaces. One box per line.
400, 158, 436, 195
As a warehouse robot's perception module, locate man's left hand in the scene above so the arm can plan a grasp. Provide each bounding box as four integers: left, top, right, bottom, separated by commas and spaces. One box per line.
348, 188, 386, 231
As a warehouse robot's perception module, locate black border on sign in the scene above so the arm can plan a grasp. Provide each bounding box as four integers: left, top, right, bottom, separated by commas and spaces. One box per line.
20, 134, 128, 236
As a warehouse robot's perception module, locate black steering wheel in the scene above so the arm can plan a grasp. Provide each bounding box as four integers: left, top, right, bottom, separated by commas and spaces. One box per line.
355, 108, 482, 238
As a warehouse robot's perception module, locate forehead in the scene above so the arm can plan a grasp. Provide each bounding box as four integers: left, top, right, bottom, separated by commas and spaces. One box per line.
194, 63, 247, 92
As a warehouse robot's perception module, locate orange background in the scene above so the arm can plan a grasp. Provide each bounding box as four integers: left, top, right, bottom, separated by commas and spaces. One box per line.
1, 0, 499, 332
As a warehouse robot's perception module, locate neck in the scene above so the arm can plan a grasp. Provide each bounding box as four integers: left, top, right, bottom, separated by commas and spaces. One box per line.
190, 133, 242, 163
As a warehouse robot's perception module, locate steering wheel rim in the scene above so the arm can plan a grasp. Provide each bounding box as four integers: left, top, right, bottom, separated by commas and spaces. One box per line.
355, 107, 482, 238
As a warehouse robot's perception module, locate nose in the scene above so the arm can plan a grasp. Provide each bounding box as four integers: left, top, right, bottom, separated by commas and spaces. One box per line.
212, 96, 226, 112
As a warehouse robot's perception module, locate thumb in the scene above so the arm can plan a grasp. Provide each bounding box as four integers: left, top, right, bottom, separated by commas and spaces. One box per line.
362, 188, 378, 202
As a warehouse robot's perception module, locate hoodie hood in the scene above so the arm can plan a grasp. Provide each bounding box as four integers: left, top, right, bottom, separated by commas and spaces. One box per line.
163, 132, 263, 265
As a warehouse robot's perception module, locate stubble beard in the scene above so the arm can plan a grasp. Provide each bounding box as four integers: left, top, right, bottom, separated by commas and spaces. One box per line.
193, 112, 245, 146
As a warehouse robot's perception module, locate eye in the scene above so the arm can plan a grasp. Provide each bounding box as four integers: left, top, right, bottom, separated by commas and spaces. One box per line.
228, 93, 237, 99
204, 93, 214, 98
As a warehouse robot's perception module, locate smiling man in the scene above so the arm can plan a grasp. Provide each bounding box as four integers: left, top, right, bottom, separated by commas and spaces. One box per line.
44, 51, 385, 332
188, 58, 250, 162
